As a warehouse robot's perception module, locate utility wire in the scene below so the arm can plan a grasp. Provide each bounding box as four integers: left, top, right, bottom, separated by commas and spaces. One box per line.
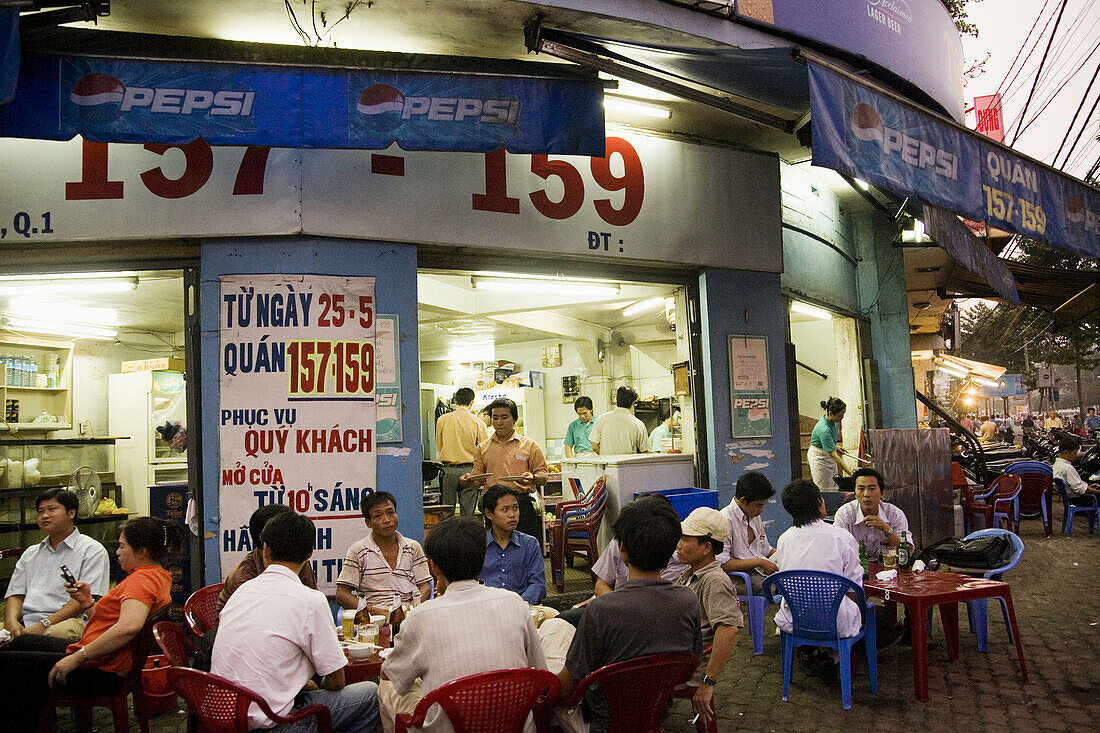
994, 0, 1050, 100
1016, 41, 1100, 143
1012, 0, 1070, 144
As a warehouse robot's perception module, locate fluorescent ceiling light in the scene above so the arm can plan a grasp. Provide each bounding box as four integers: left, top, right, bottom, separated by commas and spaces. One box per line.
0, 278, 137, 296
448, 342, 495, 363
0, 271, 139, 282
971, 376, 1000, 388
853, 178, 870, 191
790, 301, 833, 320
603, 97, 672, 119
9, 299, 118, 325
936, 363, 969, 379
600, 74, 680, 102
622, 297, 665, 318
2, 316, 117, 341
471, 277, 619, 296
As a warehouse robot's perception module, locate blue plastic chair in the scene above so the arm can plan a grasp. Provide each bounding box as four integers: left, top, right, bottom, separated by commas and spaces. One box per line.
762, 570, 877, 710
728, 571, 770, 655
1052, 478, 1099, 536
961, 529, 1025, 653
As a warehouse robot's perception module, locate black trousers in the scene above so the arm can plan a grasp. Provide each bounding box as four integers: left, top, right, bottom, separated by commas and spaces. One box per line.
517, 493, 543, 543
0, 634, 124, 732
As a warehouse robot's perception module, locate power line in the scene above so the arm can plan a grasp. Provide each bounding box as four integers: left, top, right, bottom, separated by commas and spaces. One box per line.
995, 0, 1050, 101
1012, 0, 1070, 145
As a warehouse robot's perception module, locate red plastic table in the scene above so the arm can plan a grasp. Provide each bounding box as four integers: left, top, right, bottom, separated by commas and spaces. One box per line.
864, 567, 1027, 701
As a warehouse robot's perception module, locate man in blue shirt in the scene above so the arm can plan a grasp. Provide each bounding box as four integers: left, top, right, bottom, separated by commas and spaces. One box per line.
478, 485, 546, 604
563, 396, 595, 457
1086, 407, 1100, 431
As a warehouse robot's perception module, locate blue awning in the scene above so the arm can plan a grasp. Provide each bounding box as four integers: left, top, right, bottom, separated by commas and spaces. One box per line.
0, 9, 18, 105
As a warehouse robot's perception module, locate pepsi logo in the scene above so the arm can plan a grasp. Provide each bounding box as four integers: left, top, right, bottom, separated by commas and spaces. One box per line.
1066, 195, 1085, 224
357, 84, 405, 116
850, 100, 959, 181
70, 73, 125, 107
851, 103, 883, 142
354, 83, 520, 128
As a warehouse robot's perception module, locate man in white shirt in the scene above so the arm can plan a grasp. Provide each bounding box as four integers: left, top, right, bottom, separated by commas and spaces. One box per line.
832, 468, 911, 562
590, 386, 648, 455
380, 517, 546, 733
773, 479, 863, 652
1053, 436, 1100, 500
719, 471, 777, 594
3, 488, 109, 641
214, 511, 379, 733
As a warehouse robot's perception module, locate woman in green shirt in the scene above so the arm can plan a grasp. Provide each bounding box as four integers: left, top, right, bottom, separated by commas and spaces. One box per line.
808, 397, 849, 491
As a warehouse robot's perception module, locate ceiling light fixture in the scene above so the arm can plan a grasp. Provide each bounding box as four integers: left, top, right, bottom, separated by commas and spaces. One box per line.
936, 363, 969, 379
0, 278, 137, 296
790, 301, 833, 320
599, 75, 680, 102
853, 178, 870, 191
622, 297, 665, 318
471, 277, 619, 296
603, 97, 672, 119
2, 316, 117, 341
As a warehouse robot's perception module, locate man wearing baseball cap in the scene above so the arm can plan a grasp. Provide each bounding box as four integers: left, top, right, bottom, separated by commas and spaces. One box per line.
675, 507, 743, 726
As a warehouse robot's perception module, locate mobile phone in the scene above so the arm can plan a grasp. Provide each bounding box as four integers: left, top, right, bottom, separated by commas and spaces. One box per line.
60, 564, 77, 586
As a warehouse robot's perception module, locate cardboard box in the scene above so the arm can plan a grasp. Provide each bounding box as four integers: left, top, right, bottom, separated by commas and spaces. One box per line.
120, 357, 185, 373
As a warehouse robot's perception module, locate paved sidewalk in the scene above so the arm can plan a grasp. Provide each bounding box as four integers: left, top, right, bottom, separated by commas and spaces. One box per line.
58, 516, 1098, 732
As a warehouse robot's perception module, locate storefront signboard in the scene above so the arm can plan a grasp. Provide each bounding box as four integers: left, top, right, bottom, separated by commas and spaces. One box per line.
376, 314, 401, 443
808, 61, 1100, 260
1, 55, 604, 155
218, 274, 376, 593
728, 335, 772, 438
0, 133, 782, 272
0, 9, 17, 105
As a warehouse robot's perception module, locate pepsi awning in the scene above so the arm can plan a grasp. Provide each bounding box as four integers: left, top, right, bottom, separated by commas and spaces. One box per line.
0, 35, 605, 155
0, 8, 18, 104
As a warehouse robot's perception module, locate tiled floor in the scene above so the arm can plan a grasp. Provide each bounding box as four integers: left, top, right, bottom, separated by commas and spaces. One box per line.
53, 517, 1100, 731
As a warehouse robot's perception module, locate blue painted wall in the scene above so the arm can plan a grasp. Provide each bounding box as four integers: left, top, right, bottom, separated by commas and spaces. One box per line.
700, 268, 794, 538
780, 227, 859, 314
200, 237, 422, 585
853, 213, 918, 429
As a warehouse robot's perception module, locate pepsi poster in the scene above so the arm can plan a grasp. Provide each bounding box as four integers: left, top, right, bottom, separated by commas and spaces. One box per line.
809, 61, 1100, 259
1, 54, 605, 155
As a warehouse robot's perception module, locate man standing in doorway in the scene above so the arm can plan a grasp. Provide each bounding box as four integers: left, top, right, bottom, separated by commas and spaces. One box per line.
460, 398, 548, 541
590, 386, 648, 455
564, 396, 595, 457
436, 387, 489, 517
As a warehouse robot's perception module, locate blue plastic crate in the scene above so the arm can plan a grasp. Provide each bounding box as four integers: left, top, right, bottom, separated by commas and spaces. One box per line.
633, 487, 718, 520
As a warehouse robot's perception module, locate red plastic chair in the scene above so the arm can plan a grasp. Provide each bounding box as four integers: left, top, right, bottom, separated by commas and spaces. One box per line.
183, 582, 224, 638
966, 474, 1022, 533
153, 621, 198, 668
553, 652, 697, 733
554, 476, 606, 520
550, 478, 607, 593
41, 607, 168, 733
395, 668, 558, 733
168, 667, 333, 733
0, 546, 24, 560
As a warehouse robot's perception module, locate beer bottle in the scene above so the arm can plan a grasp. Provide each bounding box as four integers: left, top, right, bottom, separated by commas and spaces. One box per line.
859, 539, 869, 577
897, 531, 911, 568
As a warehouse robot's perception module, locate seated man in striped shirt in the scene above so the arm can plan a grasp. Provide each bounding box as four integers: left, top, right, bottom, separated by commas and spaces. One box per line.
336, 492, 432, 615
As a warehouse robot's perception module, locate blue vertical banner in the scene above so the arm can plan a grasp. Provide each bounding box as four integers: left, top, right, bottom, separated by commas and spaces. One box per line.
0, 9, 18, 104
809, 61, 1100, 259
1, 54, 605, 155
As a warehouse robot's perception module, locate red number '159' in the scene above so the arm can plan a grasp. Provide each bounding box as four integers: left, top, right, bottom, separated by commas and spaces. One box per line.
472, 137, 645, 226
65, 139, 271, 200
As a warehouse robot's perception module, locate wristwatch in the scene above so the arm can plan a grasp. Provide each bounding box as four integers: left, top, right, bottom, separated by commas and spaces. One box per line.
700, 674, 717, 686
41, 618, 51, 629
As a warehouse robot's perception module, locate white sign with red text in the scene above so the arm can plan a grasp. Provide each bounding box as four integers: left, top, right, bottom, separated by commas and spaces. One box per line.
219, 274, 375, 594
0, 132, 781, 271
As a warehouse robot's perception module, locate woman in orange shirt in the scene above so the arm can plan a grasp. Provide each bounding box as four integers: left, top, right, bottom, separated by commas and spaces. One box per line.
2, 516, 182, 731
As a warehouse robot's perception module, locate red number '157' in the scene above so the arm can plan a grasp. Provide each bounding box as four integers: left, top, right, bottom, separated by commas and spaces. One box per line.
472, 137, 644, 226
65, 139, 270, 200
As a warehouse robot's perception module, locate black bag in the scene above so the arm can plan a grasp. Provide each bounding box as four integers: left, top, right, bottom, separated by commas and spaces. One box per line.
924, 535, 1012, 571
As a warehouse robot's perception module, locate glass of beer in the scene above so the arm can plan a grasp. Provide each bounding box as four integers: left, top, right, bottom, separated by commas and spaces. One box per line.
358, 623, 379, 645
883, 547, 898, 570
341, 610, 355, 640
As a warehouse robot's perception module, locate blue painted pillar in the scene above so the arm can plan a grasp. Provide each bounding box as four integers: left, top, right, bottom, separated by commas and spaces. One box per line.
200, 237, 421, 585
853, 213, 918, 429
699, 268, 793, 537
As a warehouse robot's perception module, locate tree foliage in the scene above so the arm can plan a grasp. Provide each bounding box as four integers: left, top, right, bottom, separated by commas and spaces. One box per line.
941, 0, 982, 38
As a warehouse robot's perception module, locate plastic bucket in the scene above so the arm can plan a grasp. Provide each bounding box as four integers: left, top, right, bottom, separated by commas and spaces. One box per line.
142, 655, 177, 714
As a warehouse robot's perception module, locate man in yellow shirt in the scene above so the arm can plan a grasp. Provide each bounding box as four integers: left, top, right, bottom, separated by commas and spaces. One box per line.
435, 388, 489, 517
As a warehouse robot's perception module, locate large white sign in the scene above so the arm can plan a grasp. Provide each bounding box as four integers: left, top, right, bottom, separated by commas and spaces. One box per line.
0, 133, 781, 272
219, 274, 376, 594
